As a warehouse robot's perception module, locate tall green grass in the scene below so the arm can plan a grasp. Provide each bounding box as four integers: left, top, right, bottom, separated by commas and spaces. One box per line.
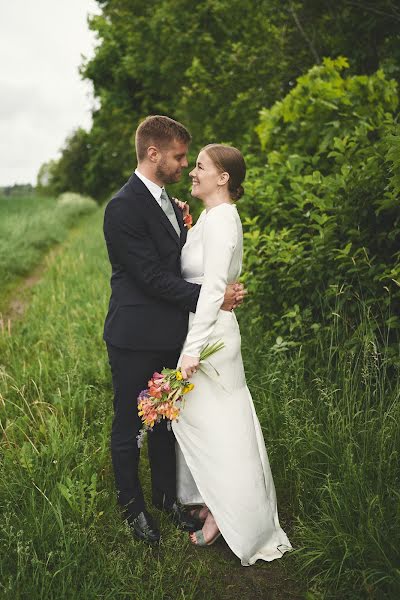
4, 203, 396, 599
0, 209, 202, 599
0, 209, 297, 599
241, 304, 400, 599
0, 194, 97, 303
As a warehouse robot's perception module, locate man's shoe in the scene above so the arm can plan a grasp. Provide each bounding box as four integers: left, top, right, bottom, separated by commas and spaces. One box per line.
129, 510, 160, 544
162, 501, 202, 532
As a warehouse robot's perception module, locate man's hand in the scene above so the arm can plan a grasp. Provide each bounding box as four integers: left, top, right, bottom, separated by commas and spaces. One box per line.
221, 282, 247, 312
181, 354, 200, 379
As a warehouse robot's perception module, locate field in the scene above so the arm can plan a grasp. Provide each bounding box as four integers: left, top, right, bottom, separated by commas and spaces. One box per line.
0, 194, 97, 310
0, 196, 398, 599
0, 200, 300, 600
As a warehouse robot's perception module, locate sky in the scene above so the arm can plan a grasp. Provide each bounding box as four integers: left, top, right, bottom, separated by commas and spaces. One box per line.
0, 0, 100, 186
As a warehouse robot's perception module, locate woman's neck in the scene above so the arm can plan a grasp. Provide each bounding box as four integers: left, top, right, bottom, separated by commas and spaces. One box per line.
203, 191, 233, 211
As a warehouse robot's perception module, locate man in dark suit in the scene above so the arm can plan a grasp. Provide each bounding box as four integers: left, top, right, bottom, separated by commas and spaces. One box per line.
103, 115, 243, 543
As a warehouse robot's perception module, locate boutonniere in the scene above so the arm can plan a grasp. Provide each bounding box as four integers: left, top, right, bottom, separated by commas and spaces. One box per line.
183, 212, 193, 229
173, 198, 193, 229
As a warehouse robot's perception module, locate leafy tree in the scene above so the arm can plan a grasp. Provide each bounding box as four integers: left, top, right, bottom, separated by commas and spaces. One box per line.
36, 160, 58, 195
47, 0, 400, 200
49, 128, 91, 196
85, 0, 400, 196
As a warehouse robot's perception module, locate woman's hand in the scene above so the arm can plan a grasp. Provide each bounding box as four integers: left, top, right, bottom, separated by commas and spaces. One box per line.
181, 354, 200, 379
173, 197, 190, 218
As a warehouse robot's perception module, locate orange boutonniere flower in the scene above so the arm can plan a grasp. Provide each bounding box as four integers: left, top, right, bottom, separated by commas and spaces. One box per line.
184, 213, 193, 229
173, 198, 193, 229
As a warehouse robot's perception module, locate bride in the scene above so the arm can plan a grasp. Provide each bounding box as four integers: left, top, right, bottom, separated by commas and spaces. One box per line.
173, 144, 292, 566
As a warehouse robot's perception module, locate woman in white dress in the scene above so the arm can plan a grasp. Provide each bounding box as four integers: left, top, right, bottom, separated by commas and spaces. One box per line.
172, 144, 292, 566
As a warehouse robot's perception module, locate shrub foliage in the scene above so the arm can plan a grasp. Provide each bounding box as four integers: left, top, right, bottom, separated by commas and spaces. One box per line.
240, 58, 400, 359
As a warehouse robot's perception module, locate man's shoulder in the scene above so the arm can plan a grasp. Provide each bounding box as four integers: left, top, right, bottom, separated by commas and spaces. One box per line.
105, 176, 148, 217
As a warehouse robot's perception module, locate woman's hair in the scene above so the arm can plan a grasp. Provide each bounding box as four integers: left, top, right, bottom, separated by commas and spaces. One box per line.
135, 115, 191, 162
202, 144, 246, 200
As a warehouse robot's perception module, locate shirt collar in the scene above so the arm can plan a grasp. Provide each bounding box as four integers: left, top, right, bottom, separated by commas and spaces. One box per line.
135, 168, 163, 204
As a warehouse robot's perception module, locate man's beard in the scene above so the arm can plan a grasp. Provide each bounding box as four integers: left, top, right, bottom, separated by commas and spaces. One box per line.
156, 159, 181, 185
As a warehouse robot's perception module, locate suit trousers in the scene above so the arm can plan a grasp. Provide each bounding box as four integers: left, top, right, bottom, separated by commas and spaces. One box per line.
106, 343, 181, 519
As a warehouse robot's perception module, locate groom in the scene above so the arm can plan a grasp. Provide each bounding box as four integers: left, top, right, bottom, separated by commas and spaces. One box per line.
103, 115, 244, 544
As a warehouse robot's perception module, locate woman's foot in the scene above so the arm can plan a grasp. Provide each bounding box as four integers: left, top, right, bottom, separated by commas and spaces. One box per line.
189, 511, 221, 546
189, 505, 209, 523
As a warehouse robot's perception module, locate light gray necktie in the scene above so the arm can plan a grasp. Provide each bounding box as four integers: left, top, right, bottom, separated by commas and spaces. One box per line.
160, 189, 180, 236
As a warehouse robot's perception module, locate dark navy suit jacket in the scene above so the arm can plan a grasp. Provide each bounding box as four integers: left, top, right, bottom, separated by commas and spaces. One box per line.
103, 173, 200, 351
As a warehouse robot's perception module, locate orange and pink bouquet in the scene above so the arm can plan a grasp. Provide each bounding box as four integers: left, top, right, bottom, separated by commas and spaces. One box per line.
137, 368, 194, 430
136, 341, 224, 446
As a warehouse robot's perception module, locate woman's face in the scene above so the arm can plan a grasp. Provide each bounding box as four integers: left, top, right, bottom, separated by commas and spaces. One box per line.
189, 150, 224, 200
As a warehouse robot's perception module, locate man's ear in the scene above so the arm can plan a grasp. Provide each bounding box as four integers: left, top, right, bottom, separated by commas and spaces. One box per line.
147, 146, 159, 163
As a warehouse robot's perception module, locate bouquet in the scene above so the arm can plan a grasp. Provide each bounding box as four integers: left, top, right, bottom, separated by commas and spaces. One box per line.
136, 341, 224, 446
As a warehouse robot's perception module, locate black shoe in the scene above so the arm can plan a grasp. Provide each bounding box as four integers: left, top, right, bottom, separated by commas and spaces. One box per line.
128, 510, 160, 544
160, 501, 202, 532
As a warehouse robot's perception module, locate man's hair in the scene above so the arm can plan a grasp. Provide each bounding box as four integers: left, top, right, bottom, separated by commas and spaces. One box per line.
135, 115, 191, 162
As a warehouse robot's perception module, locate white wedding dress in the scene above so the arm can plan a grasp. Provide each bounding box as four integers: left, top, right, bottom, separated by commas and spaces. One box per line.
173, 203, 292, 566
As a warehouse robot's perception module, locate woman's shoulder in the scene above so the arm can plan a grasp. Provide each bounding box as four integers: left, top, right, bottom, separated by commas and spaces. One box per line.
205, 202, 238, 218
203, 203, 239, 246
211, 202, 237, 211
205, 203, 239, 227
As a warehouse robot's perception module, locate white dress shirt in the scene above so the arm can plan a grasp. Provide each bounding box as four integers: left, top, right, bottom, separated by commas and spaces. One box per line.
135, 168, 164, 206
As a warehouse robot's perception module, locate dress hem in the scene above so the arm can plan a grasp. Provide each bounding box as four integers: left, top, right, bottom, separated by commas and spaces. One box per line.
241, 544, 293, 567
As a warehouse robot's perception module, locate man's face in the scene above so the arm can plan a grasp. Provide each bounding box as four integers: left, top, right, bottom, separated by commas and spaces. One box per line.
155, 139, 189, 185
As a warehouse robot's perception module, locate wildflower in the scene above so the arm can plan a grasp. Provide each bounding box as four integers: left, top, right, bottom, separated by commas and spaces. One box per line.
183, 383, 194, 394
152, 372, 164, 381
149, 385, 162, 399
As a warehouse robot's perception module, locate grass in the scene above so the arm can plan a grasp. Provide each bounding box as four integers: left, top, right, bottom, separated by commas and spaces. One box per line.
2, 199, 398, 598
0, 194, 97, 310
0, 208, 299, 600
240, 306, 400, 599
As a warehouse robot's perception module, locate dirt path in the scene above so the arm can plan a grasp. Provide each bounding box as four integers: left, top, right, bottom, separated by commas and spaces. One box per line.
0, 221, 88, 336
197, 509, 303, 600
0, 245, 62, 336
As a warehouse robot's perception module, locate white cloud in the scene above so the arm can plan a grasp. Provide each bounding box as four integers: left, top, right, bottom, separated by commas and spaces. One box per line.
0, 0, 100, 185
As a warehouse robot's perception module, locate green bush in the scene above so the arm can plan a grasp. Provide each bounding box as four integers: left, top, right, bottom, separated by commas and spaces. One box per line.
239, 58, 400, 360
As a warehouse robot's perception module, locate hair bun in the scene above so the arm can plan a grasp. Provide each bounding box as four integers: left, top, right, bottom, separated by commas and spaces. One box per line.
232, 185, 244, 201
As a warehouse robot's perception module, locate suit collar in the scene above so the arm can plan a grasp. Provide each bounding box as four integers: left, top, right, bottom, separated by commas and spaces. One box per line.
134, 168, 163, 204
128, 173, 185, 247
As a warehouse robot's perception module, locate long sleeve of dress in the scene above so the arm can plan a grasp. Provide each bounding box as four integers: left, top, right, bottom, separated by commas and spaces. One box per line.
181, 206, 238, 358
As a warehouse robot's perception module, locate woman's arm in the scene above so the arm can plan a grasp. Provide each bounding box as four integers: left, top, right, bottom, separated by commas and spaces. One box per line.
181, 206, 238, 362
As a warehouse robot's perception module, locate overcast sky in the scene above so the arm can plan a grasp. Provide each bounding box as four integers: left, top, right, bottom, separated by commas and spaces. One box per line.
0, 0, 100, 186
